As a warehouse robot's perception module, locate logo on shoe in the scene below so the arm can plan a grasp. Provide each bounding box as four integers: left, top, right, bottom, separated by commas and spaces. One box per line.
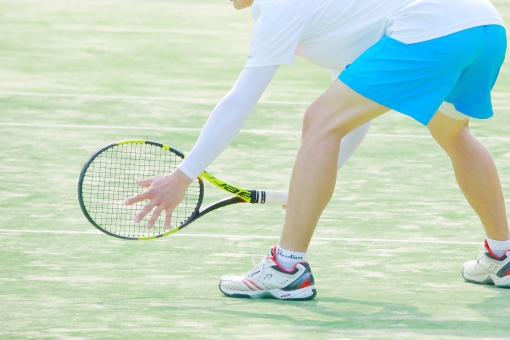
263, 274, 272, 280
277, 249, 303, 260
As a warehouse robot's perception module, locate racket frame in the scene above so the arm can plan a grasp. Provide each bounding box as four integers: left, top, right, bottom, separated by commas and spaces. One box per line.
78, 139, 277, 240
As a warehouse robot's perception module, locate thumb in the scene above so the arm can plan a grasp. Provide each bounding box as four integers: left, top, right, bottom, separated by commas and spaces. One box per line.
136, 177, 154, 188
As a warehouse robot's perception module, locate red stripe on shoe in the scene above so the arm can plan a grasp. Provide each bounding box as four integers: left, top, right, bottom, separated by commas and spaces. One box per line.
245, 279, 263, 290
242, 280, 255, 291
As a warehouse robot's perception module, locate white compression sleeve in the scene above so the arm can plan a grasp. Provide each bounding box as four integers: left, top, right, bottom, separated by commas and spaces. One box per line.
329, 69, 372, 170
178, 65, 278, 179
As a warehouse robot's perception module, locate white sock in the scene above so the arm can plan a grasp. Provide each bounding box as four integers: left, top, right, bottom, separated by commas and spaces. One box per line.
275, 246, 306, 270
486, 237, 510, 257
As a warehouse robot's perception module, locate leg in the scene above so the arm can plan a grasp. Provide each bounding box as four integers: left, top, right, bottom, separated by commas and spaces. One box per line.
281, 121, 371, 210
279, 80, 389, 252
428, 111, 510, 240
218, 81, 385, 299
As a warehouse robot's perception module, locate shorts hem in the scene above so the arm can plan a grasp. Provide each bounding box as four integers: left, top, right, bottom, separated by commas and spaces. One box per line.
339, 71, 434, 126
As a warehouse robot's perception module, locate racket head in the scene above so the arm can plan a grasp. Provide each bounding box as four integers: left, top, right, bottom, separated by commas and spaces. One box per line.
78, 140, 203, 240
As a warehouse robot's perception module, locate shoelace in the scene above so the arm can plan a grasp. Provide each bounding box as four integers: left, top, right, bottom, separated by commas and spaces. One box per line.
476, 244, 486, 263
251, 254, 266, 266
244, 255, 267, 278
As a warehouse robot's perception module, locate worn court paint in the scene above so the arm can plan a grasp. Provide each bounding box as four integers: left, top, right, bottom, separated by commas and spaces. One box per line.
2, 122, 510, 142
0, 229, 480, 245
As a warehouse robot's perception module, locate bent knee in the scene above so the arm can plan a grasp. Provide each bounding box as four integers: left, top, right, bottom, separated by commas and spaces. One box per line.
302, 102, 348, 141
302, 100, 372, 141
428, 110, 471, 151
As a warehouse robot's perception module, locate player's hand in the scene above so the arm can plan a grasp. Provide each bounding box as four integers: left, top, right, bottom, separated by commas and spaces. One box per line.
123, 169, 194, 230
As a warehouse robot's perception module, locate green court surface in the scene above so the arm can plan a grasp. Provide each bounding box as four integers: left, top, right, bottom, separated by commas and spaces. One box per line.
1, 0, 510, 338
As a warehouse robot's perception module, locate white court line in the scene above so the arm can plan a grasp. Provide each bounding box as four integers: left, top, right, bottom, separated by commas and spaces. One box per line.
1, 91, 509, 108
2, 122, 510, 141
0, 122, 295, 135
0, 91, 310, 106
0, 91, 220, 105
0, 0, 223, 8
52, 25, 237, 36
492, 92, 510, 98
0, 229, 479, 245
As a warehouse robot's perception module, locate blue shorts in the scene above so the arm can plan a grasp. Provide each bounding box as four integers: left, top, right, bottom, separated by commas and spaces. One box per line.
339, 25, 507, 125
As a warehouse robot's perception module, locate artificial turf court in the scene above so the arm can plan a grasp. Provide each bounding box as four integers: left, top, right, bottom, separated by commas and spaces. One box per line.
1, 0, 510, 338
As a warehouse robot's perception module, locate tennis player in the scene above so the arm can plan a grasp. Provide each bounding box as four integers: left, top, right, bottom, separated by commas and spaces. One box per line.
125, 0, 509, 300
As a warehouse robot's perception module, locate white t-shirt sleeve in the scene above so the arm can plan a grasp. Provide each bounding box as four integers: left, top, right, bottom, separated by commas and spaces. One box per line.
246, 1, 306, 68
178, 66, 279, 180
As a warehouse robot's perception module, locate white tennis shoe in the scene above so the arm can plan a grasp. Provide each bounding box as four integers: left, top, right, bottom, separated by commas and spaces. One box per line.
462, 240, 510, 288
219, 246, 317, 300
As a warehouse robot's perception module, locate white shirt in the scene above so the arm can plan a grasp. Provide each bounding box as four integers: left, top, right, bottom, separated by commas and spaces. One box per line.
246, 0, 504, 70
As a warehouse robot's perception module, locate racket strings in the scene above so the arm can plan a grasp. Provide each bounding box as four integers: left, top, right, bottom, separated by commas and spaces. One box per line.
80, 143, 201, 238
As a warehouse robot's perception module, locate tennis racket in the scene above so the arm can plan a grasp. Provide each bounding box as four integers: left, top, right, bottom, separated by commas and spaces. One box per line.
78, 139, 288, 240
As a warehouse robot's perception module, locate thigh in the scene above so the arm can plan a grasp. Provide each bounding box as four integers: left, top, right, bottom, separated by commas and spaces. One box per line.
306, 79, 389, 138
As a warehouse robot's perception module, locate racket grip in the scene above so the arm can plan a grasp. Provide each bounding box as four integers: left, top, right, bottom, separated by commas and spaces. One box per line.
257, 191, 288, 205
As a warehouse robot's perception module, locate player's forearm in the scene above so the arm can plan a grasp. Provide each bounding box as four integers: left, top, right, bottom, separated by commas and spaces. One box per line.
178, 66, 278, 179
178, 92, 254, 179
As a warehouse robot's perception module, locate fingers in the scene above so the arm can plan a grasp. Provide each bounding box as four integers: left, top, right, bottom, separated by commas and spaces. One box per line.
164, 210, 172, 230
123, 191, 150, 206
123, 174, 186, 231
136, 178, 154, 188
137, 206, 175, 230
146, 206, 164, 229
133, 203, 174, 230
134, 201, 157, 223
123, 178, 155, 206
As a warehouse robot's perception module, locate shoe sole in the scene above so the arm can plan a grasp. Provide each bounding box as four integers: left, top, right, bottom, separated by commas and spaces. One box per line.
462, 272, 510, 288
219, 285, 317, 301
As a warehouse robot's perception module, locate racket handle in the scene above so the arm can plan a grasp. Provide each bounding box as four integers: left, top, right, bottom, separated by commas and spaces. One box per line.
252, 191, 288, 205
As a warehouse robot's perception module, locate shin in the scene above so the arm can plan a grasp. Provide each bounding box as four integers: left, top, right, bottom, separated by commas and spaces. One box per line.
279, 81, 388, 252
428, 111, 510, 240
